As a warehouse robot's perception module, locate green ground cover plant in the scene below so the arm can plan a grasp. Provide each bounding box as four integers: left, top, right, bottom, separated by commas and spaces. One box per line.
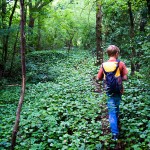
0, 50, 149, 149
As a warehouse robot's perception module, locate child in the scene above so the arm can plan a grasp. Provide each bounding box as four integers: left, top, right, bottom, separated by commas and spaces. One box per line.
96, 45, 128, 141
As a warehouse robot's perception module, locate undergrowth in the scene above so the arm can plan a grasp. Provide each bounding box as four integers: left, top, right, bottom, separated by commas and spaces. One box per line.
0, 50, 149, 150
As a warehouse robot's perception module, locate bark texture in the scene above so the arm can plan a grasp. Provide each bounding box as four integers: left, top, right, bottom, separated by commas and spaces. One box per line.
11, 0, 26, 149
96, 0, 103, 65
128, 1, 136, 75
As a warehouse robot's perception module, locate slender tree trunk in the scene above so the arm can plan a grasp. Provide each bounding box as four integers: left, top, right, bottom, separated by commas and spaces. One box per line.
68, 37, 73, 51
11, 0, 26, 149
146, 0, 150, 16
2, 0, 18, 75
9, 29, 19, 76
1, 0, 7, 75
29, 13, 35, 28
96, 0, 103, 65
28, 0, 34, 49
28, 0, 52, 50
37, 14, 41, 50
28, 0, 34, 29
128, 1, 136, 75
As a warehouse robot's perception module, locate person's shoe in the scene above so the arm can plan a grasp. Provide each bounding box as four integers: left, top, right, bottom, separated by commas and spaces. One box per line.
112, 134, 118, 141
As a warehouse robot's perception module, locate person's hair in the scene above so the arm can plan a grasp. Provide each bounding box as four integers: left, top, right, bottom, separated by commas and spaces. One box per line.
106, 45, 120, 57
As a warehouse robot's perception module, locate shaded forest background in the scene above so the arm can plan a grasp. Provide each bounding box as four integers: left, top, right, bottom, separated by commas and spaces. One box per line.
0, 0, 150, 79
0, 0, 150, 149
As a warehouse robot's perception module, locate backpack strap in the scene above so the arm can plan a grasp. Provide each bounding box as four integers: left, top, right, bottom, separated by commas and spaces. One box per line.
102, 64, 107, 75
116, 59, 120, 69
116, 59, 120, 65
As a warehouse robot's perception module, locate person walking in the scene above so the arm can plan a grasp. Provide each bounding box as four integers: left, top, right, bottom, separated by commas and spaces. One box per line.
96, 45, 128, 141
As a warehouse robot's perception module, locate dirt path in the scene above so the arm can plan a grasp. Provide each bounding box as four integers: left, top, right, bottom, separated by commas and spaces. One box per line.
92, 77, 125, 150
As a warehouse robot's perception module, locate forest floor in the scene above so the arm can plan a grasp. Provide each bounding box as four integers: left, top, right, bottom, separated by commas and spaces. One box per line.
0, 50, 149, 150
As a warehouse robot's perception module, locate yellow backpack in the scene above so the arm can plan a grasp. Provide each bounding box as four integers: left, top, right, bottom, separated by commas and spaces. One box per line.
102, 60, 123, 95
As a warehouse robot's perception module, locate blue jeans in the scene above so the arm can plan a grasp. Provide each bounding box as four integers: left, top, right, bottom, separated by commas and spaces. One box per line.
107, 94, 121, 135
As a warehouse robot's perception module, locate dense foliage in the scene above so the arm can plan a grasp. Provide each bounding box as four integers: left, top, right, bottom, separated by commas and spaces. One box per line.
0, 50, 149, 149
0, 0, 150, 149
0, 0, 150, 77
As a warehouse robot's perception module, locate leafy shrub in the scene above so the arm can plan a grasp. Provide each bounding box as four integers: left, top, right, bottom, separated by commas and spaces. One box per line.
26, 50, 68, 83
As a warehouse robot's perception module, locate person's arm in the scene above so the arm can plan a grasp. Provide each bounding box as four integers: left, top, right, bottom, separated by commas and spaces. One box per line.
122, 75, 127, 81
96, 67, 103, 81
120, 62, 128, 81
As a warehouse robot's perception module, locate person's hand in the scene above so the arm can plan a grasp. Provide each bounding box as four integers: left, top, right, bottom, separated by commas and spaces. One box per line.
122, 75, 128, 81
93, 76, 99, 83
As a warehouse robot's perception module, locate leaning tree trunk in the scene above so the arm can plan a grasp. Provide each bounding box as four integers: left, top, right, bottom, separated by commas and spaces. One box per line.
96, 0, 103, 65
128, 1, 136, 75
11, 0, 26, 149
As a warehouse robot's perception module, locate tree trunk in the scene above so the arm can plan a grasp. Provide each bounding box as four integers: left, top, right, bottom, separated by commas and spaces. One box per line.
139, 6, 148, 32
1, 0, 7, 75
28, 0, 34, 29
128, 1, 136, 75
29, 14, 35, 28
67, 37, 73, 51
28, 0, 52, 50
146, 0, 150, 16
28, 0, 35, 49
37, 14, 42, 50
11, 0, 26, 149
96, 0, 103, 65
9, 30, 19, 76
1, 0, 18, 76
